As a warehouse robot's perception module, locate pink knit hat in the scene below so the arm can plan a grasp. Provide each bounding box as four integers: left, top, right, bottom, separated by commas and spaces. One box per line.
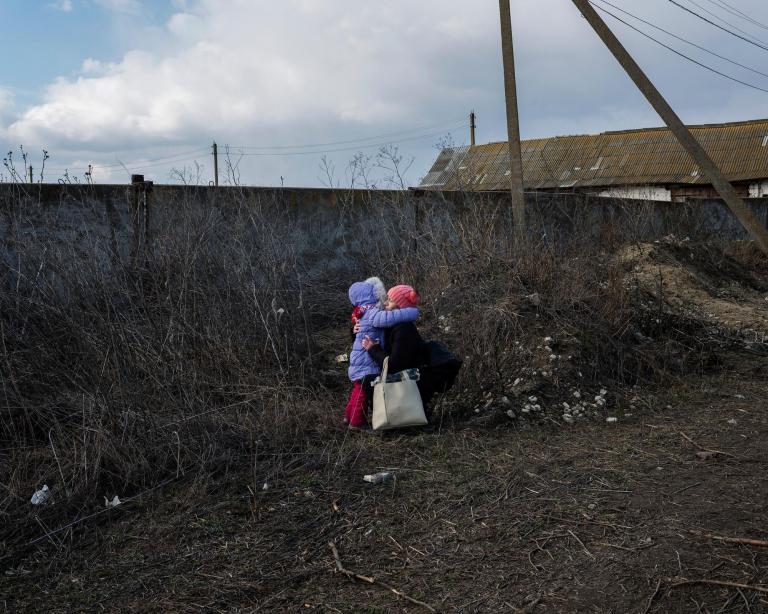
387, 285, 420, 309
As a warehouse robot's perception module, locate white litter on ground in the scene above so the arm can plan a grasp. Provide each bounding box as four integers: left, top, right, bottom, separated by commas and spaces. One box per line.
31, 485, 51, 506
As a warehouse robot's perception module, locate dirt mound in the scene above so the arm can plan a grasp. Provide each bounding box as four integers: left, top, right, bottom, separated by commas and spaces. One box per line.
620, 238, 768, 339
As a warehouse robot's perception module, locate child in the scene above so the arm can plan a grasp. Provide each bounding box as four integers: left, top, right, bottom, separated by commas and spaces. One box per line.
345, 279, 419, 429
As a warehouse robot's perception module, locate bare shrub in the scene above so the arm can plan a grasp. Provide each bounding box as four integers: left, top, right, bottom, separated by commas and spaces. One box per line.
0, 184, 747, 557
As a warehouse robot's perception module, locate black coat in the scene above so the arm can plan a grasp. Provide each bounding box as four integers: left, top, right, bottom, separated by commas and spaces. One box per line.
367, 322, 427, 373
368, 322, 436, 409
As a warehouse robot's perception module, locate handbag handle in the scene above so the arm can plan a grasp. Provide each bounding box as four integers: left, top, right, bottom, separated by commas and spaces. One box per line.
379, 356, 390, 424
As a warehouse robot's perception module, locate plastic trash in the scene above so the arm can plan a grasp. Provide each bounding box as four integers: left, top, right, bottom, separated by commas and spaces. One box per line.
363, 472, 393, 485
335, 354, 349, 363
104, 495, 122, 508
31, 485, 51, 506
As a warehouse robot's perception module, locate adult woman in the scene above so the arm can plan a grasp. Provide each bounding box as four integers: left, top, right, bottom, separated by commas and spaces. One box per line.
361, 285, 436, 409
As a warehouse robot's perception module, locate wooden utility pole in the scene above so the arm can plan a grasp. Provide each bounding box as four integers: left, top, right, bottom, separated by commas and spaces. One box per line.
28, 166, 33, 184
212, 142, 219, 187
498, 0, 526, 236
470, 111, 477, 146
571, 0, 768, 256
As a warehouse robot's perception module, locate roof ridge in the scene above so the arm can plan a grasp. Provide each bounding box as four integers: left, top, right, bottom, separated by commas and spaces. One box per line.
464, 118, 768, 149
603, 117, 768, 135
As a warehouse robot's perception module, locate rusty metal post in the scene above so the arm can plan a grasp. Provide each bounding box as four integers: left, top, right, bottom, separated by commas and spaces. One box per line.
470, 111, 477, 147
571, 0, 768, 256
130, 174, 143, 265
499, 0, 526, 238
143, 180, 153, 257
213, 142, 219, 187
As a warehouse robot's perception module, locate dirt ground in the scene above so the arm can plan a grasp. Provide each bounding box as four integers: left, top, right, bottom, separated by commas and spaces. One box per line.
3, 354, 768, 613
4, 238, 768, 613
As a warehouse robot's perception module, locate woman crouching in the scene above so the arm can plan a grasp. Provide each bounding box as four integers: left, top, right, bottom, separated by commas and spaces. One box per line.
361, 285, 435, 412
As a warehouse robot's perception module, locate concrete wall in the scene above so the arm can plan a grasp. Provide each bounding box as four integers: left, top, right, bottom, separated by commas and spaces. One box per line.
750, 180, 768, 198
595, 186, 672, 202
2, 183, 767, 278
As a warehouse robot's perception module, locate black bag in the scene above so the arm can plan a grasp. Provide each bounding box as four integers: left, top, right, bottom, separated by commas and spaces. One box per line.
421, 341, 462, 394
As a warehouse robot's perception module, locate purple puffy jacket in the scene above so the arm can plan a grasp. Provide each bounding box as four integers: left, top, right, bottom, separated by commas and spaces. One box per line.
347, 282, 419, 382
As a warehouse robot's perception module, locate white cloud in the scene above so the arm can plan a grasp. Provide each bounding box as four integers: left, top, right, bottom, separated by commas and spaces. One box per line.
50, 0, 74, 11
0, 89, 14, 135
8, 0, 768, 185
9, 0, 505, 150
92, 0, 141, 13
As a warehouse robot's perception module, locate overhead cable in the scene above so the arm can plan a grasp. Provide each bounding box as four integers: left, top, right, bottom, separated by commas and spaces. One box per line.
44, 147, 211, 173
702, 0, 768, 31
593, 0, 768, 79
40, 118, 467, 173
227, 118, 466, 151
667, 0, 768, 52
228, 125, 465, 157
591, 2, 768, 93
685, 0, 768, 39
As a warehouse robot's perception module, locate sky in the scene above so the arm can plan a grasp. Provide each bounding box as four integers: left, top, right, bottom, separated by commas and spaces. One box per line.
1, 0, 768, 187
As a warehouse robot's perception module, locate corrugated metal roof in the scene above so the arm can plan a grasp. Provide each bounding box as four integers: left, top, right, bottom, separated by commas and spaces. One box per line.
419, 118, 768, 191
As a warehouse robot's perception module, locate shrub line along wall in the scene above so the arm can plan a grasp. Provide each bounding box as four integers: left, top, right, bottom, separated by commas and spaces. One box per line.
1, 183, 768, 268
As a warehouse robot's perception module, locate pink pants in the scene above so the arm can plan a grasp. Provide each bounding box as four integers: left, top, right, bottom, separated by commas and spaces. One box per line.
344, 381, 367, 427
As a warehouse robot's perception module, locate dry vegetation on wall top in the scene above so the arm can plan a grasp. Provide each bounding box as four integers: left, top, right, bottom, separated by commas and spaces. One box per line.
2, 188, 768, 612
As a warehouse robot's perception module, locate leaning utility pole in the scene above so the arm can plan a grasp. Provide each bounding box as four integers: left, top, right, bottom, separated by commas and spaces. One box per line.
499, 0, 526, 237
470, 111, 477, 146
571, 0, 768, 256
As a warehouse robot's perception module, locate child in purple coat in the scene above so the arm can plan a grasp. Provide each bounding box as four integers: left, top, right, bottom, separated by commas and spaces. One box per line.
345, 280, 419, 428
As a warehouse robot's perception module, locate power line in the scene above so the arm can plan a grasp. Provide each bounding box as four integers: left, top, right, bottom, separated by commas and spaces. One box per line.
228, 125, 466, 157
591, 2, 768, 93
39, 118, 467, 174
702, 0, 768, 31
97, 147, 211, 170
227, 118, 466, 151
110, 153, 207, 173
667, 0, 768, 52
593, 0, 768, 79
44, 147, 210, 173
686, 0, 768, 39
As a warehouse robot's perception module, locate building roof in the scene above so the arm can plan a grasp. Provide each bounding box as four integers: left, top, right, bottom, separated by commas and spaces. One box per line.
419, 118, 768, 191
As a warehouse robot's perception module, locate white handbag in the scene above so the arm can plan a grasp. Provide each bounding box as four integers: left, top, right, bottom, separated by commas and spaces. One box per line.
372, 357, 427, 430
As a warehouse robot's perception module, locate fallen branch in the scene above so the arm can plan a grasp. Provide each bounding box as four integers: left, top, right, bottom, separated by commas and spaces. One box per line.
666, 578, 768, 596
568, 529, 594, 559
328, 542, 438, 612
642, 579, 663, 614
689, 530, 768, 548
596, 541, 636, 552
513, 594, 542, 614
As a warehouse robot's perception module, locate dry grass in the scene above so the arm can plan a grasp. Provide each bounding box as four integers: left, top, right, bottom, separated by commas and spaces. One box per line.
0, 187, 763, 588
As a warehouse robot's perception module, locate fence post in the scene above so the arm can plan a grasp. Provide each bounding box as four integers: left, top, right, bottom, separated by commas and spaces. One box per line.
213, 142, 219, 187
144, 180, 153, 257
130, 174, 143, 266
